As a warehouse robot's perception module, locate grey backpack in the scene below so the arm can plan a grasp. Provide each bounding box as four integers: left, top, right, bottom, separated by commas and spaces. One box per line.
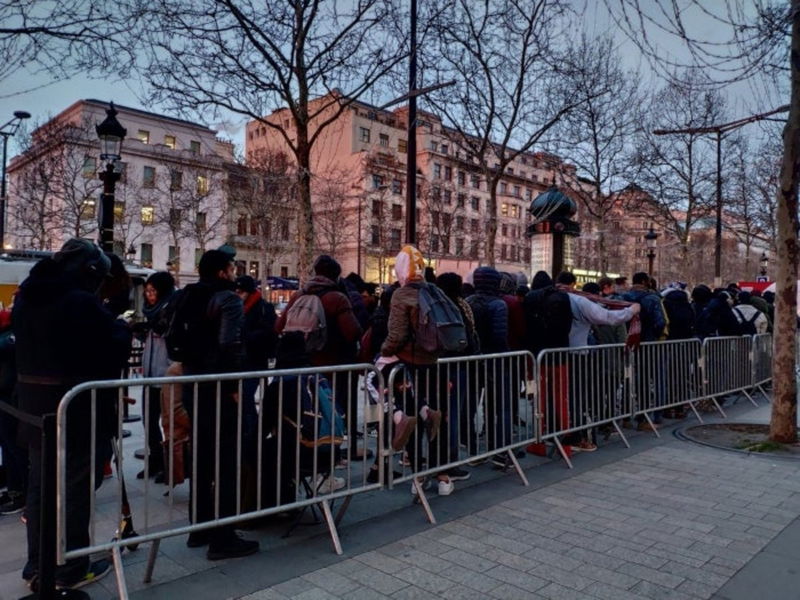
283, 292, 327, 352
413, 283, 468, 354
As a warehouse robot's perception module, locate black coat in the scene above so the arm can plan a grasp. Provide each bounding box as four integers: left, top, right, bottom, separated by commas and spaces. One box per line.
242, 295, 277, 370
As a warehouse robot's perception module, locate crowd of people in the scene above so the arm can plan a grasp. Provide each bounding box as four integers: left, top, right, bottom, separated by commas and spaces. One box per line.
0, 238, 776, 590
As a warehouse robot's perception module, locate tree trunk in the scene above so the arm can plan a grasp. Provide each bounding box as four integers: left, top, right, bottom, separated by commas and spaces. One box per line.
296, 136, 314, 285
486, 177, 498, 267
769, 0, 800, 444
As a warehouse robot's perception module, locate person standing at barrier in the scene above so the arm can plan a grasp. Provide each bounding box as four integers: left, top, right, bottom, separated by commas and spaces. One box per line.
732, 291, 769, 335
467, 266, 513, 468
557, 271, 639, 451
134, 271, 176, 483
175, 250, 259, 561
13, 239, 131, 589
276, 255, 368, 461
500, 272, 527, 428
381, 245, 452, 496
0, 307, 26, 516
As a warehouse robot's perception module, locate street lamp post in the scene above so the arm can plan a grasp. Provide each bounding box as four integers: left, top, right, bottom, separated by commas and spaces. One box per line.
760, 251, 768, 279
95, 103, 127, 254
0, 110, 32, 249
645, 225, 658, 277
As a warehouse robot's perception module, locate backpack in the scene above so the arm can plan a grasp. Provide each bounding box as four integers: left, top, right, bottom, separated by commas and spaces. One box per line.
412, 283, 468, 354
286, 375, 344, 448
734, 307, 760, 336
163, 283, 217, 364
283, 291, 328, 353
524, 285, 572, 354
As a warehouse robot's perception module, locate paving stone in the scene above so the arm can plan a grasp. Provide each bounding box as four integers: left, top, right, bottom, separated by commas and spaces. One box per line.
393, 548, 454, 574
393, 566, 451, 594
240, 590, 290, 600
272, 578, 316, 597
605, 545, 667, 569
301, 568, 362, 595
440, 564, 503, 593
660, 560, 729, 588
528, 563, 595, 591
485, 564, 548, 593
439, 548, 498, 573
353, 551, 408, 575
676, 578, 719, 599
292, 588, 341, 600
575, 563, 641, 589
617, 563, 685, 589
488, 583, 547, 600
536, 582, 591, 600
390, 585, 432, 600
630, 580, 697, 600
345, 565, 409, 595
583, 581, 649, 600
346, 587, 393, 600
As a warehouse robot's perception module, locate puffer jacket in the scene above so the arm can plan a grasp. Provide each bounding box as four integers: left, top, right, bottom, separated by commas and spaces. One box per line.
623, 285, 667, 341
276, 275, 362, 366
381, 284, 438, 365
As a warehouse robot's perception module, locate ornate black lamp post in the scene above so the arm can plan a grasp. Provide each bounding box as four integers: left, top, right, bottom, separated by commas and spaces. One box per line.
0, 110, 31, 249
645, 225, 658, 277
526, 186, 581, 276
96, 103, 126, 253
760, 252, 768, 278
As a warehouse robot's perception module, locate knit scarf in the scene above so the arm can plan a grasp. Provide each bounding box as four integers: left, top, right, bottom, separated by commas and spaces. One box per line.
243, 289, 262, 315
557, 284, 641, 351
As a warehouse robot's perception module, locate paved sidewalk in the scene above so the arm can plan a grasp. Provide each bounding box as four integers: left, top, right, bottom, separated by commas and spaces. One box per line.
238, 429, 800, 600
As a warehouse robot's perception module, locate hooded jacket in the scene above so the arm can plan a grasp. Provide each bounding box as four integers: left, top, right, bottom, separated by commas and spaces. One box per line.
466, 267, 509, 355
623, 284, 667, 341
276, 275, 362, 366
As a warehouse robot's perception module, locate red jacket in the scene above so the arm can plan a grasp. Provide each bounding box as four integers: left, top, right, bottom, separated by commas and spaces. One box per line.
275, 276, 362, 366
502, 294, 526, 351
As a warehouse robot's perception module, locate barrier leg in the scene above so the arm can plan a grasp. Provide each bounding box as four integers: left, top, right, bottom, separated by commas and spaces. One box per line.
143, 539, 160, 584
641, 412, 660, 438
688, 401, 704, 424
334, 495, 353, 526
757, 384, 771, 402
710, 397, 727, 418
742, 390, 759, 407
112, 546, 129, 600
611, 420, 630, 448
319, 500, 343, 555
552, 438, 573, 470
505, 449, 529, 487
412, 478, 436, 524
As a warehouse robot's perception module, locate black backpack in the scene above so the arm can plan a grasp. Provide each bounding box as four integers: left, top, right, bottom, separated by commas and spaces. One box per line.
164, 283, 217, 364
733, 307, 760, 336
524, 285, 572, 354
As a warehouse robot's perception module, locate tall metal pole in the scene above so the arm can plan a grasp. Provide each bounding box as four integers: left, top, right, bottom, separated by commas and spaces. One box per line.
404, 0, 417, 245
0, 134, 8, 251
98, 162, 120, 253
714, 130, 723, 288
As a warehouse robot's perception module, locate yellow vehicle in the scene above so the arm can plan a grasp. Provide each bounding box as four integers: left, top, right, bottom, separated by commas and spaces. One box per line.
0, 250, 155, 314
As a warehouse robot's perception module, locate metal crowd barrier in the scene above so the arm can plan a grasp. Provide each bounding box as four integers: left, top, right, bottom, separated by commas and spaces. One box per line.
56, 363, 383, 599
384, 351, 535, 522
752, 333, 773, 400
701, 336, 759, 415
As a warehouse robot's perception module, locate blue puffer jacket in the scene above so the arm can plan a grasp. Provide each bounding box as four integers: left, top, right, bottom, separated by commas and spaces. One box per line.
623, 285, 667, 341
466, 267, 509, 354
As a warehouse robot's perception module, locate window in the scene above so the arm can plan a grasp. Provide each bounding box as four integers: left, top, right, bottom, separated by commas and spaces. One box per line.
196, 175, 209, 195
164, 135, 177, 149
443, 190, 452, 205
195, 248, 203, 267
444, 166, 452, 181
249, 261, 259, 278
118, 162, 128, 183
499, 182, 508, 194
455, 238, 464, 254
432, 211, 440, 227
237, 215, 248, 235
441, 144, 449, 155
457, 171, 466, 185
512, 205, 521, 218
359, 127, 371, 143
280, 266, 289, 278
391, 204, 402, 220
80, 198, 96, 220
470, 240, 479, 258
471, 218, 479, 233
140, 243, 153, 267
471, 196, 480, 211
501, 244, 507, 260
140, 205, 155, 225
457, 193, 466, 208
507, 167, 514, 175
143, 166, 156, 188
371, 174, 383, 189
168, 246, 179, 266
390, 228, 401, 250
513, 185, 521, 197
471, 174, 480, 189
169, 208, 182, 226
371, 225, 380, 245
279, 218, 289, 240
456, 216, 465, 231
398, 139, 407, 153
442, 213, 452, 229
371, 199, 382, 218
196, 211, 207, 230
114, 200, 125, 219
431, 235, 440, 253
190, 140, 201, 154
525, 188, 532, 201
430, 141, 438, 152
433, 163, 442, 179
137, 130, 150, 144
441, 235, 450, 254
391, 179, 403, 194
431, 186, 441, 202
501, 224, 508, 237
379, 133, 389, 147
82, 156, 96, 178
501, 202, 509, 216
250, 217, 259, 235
170, 170, 183, 191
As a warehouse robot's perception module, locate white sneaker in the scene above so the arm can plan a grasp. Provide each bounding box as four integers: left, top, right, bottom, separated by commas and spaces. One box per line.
315, 474, 345, 494
438, 479, 454, 496
410, 478, 432, 495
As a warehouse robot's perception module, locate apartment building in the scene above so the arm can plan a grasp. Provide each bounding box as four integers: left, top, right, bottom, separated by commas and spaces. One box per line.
7, 99, 232, 283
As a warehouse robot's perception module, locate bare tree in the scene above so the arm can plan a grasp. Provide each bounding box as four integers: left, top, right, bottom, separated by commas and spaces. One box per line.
549, 34, 644, 275
422, 0, 594, 266
314, 169, 357, 258
129, 0, 405, 281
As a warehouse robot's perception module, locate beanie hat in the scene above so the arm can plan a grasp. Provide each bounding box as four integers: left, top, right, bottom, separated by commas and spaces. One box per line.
235, 275, 258, 294
473, 266, 501, 294
531, 270, 553, 290
514, 271, 528, 287
436, 272, 463, 299
53, 238, 110, 277
499, 272, 516, 295
313, 255, 342, 282
394, 245, 425, 286
737, 291, 752, 305
691, 284, 712, 304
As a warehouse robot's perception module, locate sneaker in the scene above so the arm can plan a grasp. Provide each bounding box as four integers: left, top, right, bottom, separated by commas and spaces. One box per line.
206, 535, 259, 561
186, 530, 211, 548
425, 409, 442, 442
576, 440, 597, 452
490, 455, 508, 469
447, 467, 471, 481
56, 559, 111, 590
526, 443, 548, 457
410, 478, 433, 495
438, 478, 454, 496
392, 414, 418, 451
314, 474, 346, 494
0, 492, 25, 515
467, 457, 488, 467
103, 461, 113, 480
